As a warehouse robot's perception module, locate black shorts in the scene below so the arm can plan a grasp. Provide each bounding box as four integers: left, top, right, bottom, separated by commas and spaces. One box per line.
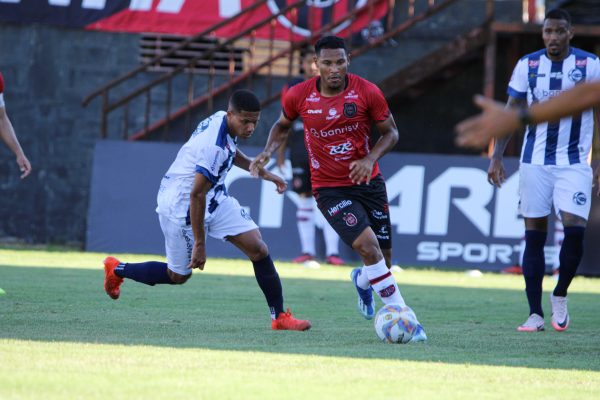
290, 161, 312, 195
314, 174, 391, 249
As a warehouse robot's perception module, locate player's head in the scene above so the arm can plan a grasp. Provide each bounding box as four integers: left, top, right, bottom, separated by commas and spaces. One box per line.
300, 46, 318, 79
227, 89, 261, 139
314, 36, 349, 91
543, 9, 573, 59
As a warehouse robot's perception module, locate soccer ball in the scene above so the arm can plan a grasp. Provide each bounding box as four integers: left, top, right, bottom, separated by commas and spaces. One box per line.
374, 304, 418, 344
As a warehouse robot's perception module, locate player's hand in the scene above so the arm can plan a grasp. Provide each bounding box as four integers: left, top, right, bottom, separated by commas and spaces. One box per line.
188, 242, 206, 270
263, 170, 288, 194
250, 152, 270, 177
16, 154, 31, 179
487, 158, 506, 188
349, 156, 375, 185
455, 95, 520, 149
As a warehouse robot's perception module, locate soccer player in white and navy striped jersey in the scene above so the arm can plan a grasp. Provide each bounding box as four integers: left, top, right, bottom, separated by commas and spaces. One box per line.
488, 9, 600, 333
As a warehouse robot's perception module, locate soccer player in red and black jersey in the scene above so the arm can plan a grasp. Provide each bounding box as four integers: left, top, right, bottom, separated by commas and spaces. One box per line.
251, 36, 426, 341
0, 72, 31, 179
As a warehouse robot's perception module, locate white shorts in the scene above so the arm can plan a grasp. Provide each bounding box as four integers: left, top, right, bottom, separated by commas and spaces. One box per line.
519, 163, 592, 220
158, 196, 258, 275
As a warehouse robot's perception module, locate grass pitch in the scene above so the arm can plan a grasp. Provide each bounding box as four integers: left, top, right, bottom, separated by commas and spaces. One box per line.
1, 247, 599, 399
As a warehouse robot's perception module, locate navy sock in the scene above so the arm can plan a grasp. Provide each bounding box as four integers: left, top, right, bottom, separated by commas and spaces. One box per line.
252, 255, 284, 318
554, 226, 585, 297
522, 230, 547, 317
114, 261, 174, 286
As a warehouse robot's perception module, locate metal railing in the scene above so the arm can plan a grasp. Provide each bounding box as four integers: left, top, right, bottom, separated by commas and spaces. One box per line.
83, 0, 488, 141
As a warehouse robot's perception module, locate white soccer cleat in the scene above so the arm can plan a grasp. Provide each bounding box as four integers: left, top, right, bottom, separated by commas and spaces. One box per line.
517, 313, 545, 332
550, 294, 569, 332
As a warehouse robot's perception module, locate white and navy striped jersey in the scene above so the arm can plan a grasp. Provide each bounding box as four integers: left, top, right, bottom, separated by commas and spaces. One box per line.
156, 111, 237, 224
508, 47, 600, 165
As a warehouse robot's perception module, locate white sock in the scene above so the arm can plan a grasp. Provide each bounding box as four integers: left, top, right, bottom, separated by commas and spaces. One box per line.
364, 258, 406, 306
323, 222, 339, 257
296, 197, 315, 256
355, 266, 370, 289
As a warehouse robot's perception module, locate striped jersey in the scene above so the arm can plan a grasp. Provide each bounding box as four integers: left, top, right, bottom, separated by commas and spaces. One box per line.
156, 111, 237, 224
508, 47, 600, 165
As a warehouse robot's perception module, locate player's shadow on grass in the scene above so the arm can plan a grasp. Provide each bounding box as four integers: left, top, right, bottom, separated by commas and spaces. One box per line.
2, 265, 600, 370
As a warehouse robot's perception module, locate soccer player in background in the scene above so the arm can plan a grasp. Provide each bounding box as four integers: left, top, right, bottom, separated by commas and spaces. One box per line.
103, 90, 311, 331
250, 35, 426, 341
485, 9, 600, 332
276, 46, 345, 267
0, 72, 31, 179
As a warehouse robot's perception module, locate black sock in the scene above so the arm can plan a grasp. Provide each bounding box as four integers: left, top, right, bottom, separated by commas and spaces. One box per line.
114, 261, 174, 286
522, 230, 547, 317
252, 255, 284, 319
554, 226, 585, 297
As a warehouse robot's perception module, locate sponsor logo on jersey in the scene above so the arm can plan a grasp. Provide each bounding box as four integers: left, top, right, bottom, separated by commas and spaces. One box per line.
573, 192, 587, 205
576, 59, 587, 67
240, 208, 252, 220
326, 107, 340, 120
307, 109, 322, 114
311, 157, 320, 169
343, 102, 357, 118
568, 68, 583, 82
326, 140, 354, 156
327, 199, 352, 216
310, 122, 360, 138
549, 71, 563, 79
344, 90, 359, 99
533, 88, 566, 99
306, 92, 321, 102
343, 212, 358, 226
528, 60, 540, 67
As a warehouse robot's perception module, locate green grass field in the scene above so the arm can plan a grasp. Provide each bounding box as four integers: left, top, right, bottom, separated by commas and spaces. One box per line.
1, 247, 600, 399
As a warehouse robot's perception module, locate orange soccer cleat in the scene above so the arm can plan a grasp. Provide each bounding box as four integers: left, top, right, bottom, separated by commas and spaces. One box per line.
271, 309, 312, 331
103, 256, 124, 300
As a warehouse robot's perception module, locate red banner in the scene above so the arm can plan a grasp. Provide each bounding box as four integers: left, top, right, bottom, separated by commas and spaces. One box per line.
85, 0, 388, 40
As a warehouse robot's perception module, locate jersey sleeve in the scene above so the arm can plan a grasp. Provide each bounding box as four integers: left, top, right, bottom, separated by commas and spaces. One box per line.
367, 84, 391, 122
195, 144, 226, 186
507, 59, 528, 99
282, 85, 300, 121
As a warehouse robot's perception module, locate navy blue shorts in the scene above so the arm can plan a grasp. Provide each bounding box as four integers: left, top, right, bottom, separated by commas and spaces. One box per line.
314, 175, 391, 249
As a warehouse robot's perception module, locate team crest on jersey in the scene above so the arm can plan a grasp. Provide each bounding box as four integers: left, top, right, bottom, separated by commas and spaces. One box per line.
568, 68, 584, 82
343, 102, 357, 118
343, 212, 358, 227
573, 192, 587, 205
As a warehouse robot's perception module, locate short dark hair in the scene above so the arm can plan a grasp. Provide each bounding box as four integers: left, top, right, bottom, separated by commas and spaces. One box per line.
314, 36, 347, 56
229, 89, 260, 112
545, 8, 571, 25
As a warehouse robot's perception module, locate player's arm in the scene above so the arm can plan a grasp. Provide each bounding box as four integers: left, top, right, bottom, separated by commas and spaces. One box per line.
188, 173, 212, 270
486, 96, 525, 188
249, 113, 293, 177
0, 107, 31, 179
456, 81, 600, 149
349, 114, 398, 185
235, 149, 287, 194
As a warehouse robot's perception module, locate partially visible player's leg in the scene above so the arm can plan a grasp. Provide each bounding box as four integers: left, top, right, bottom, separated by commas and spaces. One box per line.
214, 197, 310, 330
103, 215, 189, 300
292, 165, 316, 263
521, 217, 548, 319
